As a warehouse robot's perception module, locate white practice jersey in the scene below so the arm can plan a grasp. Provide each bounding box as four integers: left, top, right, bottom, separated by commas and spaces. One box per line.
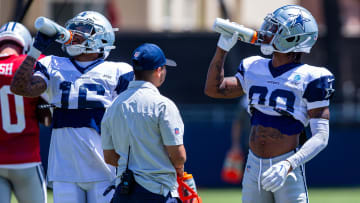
34, 55, 134, 182
235, 56, 334, 132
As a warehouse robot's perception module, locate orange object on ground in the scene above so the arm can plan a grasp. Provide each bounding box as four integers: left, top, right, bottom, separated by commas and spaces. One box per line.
177, 172, 202, 203
221, 150, 245, 184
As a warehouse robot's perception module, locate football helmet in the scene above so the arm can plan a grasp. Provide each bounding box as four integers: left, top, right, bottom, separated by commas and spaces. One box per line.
0, 22, 32, 54
258, 5, 318, 55
63, 11, 117, 59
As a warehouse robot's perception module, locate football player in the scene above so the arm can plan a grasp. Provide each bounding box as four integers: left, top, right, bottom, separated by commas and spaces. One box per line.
205, 5, 334, 203
11, 11, 134, 203
0, 22, 50, 203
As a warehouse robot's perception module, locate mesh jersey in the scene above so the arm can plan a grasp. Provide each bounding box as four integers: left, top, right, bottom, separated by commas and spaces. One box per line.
0, 54, 41, 164
235, 56, 335, 127
34, 55, 134, 182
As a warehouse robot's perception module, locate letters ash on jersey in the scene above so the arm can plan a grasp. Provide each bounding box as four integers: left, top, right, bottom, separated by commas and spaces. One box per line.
0, 55, 41, 164
34, 55, 133, 109
235, 56, 334, 126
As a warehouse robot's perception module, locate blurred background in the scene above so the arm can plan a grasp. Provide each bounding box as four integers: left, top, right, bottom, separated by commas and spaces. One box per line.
1, 0, 359, 190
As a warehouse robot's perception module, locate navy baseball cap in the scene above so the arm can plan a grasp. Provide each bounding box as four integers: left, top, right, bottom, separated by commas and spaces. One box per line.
131, 43, 177, 70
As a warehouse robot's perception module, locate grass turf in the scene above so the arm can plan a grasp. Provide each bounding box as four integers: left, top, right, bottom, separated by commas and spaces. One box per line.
198, 187, 360, 203
11, 187, 360, 203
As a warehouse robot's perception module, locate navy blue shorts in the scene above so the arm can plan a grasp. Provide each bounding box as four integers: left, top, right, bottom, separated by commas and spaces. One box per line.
112, 181, 181, 203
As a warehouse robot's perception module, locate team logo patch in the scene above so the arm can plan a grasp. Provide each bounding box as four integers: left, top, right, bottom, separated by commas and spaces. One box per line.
174, 128, 180, 135
246, 165, 251, 172
134, 51, 140, 57
294, 74, 301, 81
288, 74, 302, 86
288, 13, 310, 31
325, 77, 335, 99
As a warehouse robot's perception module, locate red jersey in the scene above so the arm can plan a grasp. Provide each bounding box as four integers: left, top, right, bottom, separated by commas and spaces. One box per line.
0, 54, 43, 164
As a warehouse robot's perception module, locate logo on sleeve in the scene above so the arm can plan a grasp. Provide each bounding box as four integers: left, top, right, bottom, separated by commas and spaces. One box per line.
174, 128, 180, 135
246, 165, 251, 172
325, 78, 335, 99
134, 51, 140, 57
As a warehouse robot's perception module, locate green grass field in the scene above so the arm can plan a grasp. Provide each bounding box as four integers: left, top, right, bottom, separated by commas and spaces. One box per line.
198, 187, 360, 203
11, 187, 360, 203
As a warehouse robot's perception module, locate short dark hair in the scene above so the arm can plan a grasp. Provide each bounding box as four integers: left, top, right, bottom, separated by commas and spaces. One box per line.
134, 69, 154, 81
134, 66, 165, 81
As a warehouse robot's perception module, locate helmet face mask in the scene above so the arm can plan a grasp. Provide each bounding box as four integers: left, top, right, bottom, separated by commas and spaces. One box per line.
259, 17, 279, 44
63, 11, 116, 59
0, 22, 32, 54
258, 5, 318, 55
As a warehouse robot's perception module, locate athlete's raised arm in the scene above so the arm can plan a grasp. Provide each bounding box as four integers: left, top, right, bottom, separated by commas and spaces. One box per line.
10, 32, 53, 97
204, 33, 244, 98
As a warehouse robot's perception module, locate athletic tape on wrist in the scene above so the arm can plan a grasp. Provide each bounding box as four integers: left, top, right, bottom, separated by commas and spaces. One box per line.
27, 46, 41, 59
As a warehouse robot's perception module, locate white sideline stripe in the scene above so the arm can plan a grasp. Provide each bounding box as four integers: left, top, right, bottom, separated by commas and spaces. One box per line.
36, 165, 48, 203
300, 164, 309, 203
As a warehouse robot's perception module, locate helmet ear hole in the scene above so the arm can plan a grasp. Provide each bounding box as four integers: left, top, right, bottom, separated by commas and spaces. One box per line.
286, 36, 295, 42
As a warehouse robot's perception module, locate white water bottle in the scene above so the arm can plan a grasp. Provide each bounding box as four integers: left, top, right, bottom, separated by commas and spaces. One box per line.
213, 18, 259, 44
34, 17, 72, 44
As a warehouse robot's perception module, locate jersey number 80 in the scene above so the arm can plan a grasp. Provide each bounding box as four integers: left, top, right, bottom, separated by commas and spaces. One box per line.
249, 85, 296, 113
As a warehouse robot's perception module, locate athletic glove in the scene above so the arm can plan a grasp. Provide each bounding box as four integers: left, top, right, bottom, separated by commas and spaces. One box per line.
217, 31, 239, 52
28, 32, 57, 59
261, 160, 291, 192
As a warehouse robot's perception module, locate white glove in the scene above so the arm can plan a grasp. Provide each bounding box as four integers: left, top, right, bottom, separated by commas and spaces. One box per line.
261, 160, 291, 192
217, 32, 239, 52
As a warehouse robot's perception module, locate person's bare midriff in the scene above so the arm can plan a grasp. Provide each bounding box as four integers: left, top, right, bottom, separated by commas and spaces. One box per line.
249, 124, 300, 158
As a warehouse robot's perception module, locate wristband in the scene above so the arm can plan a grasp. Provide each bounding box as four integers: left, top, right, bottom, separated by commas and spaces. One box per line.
27, 46, 41, 59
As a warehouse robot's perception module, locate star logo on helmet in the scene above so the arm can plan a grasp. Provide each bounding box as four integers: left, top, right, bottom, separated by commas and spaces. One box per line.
288, 13, 310, 31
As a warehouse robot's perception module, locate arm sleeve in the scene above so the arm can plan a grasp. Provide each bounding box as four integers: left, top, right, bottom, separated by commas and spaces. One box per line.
286, 118, 329, 170
159, 100, 184, 146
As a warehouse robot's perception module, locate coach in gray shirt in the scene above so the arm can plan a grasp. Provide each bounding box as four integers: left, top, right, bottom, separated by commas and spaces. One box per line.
101, 43, 186, 203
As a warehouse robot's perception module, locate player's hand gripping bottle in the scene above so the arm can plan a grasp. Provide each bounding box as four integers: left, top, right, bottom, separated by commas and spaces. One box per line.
34, 17, 73, 44
213, 18, 259, 44
177, 172, 202, 203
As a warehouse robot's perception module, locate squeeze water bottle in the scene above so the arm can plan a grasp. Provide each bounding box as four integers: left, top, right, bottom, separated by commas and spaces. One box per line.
177, 172, 202, 203
183, 172, 197, 193
34, 17, 73, 44
221, 150, 245, 184
212, 18, 259, 44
